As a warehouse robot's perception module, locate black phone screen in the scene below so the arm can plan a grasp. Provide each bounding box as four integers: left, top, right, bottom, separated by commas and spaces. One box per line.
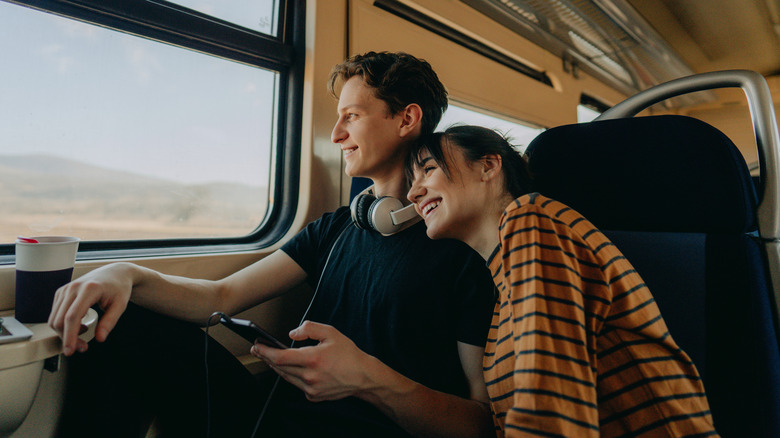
219, 315, 288, 349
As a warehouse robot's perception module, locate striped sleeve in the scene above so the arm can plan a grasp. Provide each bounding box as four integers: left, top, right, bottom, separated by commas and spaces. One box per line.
489, 196, 607, 437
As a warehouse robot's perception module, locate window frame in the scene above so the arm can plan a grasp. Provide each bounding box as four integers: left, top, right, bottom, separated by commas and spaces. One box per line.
0, 0, 305, 262
580, 94, 611, 114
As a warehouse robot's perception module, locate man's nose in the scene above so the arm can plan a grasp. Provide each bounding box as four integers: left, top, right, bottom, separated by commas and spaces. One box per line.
331, 120, 346, 144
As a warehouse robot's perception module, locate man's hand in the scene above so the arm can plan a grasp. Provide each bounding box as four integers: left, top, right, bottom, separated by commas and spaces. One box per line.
48, 263, 135, 356
250, 321, 376, 402
252, 320, 493, 437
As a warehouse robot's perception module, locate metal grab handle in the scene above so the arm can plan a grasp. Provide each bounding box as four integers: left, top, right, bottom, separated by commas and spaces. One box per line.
596, 70, 780, 240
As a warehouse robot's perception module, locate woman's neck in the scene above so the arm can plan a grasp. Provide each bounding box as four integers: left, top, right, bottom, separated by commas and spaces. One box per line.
467, 193, 516, 260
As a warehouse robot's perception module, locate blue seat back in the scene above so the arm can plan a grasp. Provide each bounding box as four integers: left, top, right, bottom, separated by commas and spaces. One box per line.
526, 115, 780, 437
350, 177, 372, 201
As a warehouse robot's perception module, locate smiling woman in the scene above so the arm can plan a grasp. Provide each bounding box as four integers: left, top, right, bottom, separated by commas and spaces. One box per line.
406, 125, 720, 437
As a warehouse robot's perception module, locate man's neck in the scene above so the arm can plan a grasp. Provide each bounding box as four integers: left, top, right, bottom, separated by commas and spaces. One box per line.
370, 176, 410, 204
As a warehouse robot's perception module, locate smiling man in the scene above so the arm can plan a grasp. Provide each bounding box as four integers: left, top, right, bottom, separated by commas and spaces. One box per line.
51, 51, 496, 438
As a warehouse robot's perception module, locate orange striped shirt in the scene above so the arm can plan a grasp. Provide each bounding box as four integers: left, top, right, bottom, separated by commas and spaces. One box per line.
484, 193, 717, 437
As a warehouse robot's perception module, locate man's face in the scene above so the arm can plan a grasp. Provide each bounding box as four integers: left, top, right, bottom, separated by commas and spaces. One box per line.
331, 76, 408, 180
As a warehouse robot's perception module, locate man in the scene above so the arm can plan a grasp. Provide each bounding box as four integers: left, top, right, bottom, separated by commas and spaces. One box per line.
50, 52, 495, 437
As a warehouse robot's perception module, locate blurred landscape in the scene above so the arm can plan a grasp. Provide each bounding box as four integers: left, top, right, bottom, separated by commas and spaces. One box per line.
0, 154, 268, 243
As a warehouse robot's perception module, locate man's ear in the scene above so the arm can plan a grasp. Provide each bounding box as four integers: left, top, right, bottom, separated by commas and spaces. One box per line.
398, 103, 423, 138
481, 154, 503, 182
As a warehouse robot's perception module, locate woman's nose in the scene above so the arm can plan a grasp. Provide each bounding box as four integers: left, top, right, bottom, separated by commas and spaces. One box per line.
407, 179, 424, 203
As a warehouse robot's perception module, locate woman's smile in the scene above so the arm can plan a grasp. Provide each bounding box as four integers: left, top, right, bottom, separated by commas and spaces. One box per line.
421, 199, 441, 219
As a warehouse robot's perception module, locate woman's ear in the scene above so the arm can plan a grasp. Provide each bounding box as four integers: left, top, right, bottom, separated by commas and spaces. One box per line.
398, 103, 423, 138
481, 154, 503, 182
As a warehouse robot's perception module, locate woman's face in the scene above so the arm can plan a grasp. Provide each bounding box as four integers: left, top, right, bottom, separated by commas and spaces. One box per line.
407, 141, 486, 241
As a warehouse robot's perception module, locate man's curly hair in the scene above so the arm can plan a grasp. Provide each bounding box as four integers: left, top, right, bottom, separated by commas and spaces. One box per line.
328, 51, 448, 135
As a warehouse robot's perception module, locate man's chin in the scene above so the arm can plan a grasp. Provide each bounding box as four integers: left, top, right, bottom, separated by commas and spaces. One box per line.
344, 165, 366, 178
344, 169, 356, 177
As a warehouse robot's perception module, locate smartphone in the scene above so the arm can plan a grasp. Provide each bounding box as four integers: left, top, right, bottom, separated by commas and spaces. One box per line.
219, 315, 288, 349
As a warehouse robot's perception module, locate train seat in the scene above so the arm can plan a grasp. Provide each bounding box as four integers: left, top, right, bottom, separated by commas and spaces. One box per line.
525, 71, 780, 437
350, 176, 373, 201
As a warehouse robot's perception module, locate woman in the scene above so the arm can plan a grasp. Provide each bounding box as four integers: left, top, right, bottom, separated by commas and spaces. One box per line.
406, 125, 718, 437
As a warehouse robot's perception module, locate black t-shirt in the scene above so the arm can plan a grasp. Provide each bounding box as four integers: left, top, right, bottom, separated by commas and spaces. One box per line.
262, 206, 495, 437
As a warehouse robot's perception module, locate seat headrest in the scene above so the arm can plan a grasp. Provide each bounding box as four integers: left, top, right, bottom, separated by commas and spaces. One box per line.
350, 177, 372, 202
526, 115, 757, 233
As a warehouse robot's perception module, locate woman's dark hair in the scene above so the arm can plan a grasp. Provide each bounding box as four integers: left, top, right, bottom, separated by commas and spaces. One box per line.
328, 51, 448, 135
407, 125, 534, 199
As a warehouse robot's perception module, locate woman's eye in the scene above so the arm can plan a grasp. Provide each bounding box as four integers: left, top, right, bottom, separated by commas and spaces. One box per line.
423, 165, 436, 174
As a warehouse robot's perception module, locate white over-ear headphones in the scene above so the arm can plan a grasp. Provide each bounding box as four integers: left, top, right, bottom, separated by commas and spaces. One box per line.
349, 185, 420, 236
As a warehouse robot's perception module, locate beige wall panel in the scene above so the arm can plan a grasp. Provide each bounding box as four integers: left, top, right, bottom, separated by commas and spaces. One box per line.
295, 0, 350, 227
348, 0, 625, 128
404, 0, 627, 110
685, 105, 761, 169
681, 75, 780, 172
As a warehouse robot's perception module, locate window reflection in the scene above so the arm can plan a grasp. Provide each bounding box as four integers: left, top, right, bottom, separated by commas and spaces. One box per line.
164, 0, 279, 35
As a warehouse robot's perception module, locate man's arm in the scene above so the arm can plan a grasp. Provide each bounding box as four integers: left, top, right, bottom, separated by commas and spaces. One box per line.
360, 341, 493, 438
49, 250, 307, 356
252, 321, 494, 438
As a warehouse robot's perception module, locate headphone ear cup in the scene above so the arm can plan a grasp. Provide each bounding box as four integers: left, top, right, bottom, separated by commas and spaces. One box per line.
368, 196, 405, 235
350, 194, 376, 230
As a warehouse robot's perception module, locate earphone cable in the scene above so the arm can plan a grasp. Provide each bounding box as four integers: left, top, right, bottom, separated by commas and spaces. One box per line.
203, 220, 352, 438
204, 311, 226, 438
249, 221, 351, 437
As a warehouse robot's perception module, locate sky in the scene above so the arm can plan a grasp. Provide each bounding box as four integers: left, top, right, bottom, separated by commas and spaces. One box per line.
0, 1, 277, 187
0, 1, 545, 187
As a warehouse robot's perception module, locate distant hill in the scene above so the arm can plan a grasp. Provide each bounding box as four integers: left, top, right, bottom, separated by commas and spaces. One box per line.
0, 154, 168, 185
0, 154, 268, 224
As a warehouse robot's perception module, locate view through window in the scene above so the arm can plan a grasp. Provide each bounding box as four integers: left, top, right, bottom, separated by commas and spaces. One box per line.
0, 2, 277, 244
438, 105, 544, 152
578, 104, 602, 122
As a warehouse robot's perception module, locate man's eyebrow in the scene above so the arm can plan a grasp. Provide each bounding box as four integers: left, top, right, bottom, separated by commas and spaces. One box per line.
337, 103, 364, 113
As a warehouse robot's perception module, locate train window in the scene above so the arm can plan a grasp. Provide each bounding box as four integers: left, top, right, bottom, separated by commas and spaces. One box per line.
578, 105, 601, 122
165, 1, 279, 35
0, 0, 302, 258
578, 94, 610, 122
438, 104, 544, 151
